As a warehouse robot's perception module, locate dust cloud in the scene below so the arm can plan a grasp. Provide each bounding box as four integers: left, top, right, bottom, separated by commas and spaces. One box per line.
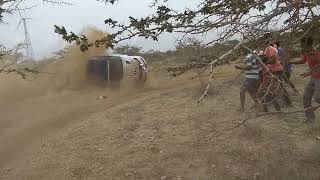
49, 26, 110, 91
0, 26, 113, 105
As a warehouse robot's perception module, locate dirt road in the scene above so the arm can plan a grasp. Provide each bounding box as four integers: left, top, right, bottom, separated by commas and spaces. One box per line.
0, 90, 125, 169
0, 69, 194, 170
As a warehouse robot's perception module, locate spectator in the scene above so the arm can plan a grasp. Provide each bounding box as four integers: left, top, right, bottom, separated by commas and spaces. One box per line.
290, 37, 320, 124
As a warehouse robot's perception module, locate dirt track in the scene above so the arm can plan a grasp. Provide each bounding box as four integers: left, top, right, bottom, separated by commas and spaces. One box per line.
0, 90, 131, 169
0, 69, 196, 171
1, 63, 320, 180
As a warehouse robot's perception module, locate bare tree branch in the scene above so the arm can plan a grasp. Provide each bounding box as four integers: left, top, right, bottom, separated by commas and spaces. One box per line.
54, 0, 320, 52
198, 41, 243, 103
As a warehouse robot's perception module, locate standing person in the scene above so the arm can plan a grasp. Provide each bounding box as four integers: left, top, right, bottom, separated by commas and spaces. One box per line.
235, 48, 260, 112
258, 54, 281, 112
275, 41, 299, 93
275, 41, 290, 78
264, 41, 293, 107
264, 41, 283, 77
290, 37, 320, 124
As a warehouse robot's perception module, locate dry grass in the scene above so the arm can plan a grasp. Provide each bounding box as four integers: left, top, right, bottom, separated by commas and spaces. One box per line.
1, 50, 320, 180
241, 122, 265, 142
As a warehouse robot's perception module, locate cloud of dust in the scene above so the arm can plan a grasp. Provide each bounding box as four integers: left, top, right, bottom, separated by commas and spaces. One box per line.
0, 26, 160, 105
0, 26, 112, 104
49, 26, 111, 91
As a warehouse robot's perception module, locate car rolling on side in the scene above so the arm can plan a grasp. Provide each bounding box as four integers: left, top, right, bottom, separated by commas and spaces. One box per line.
86, 54, 148, 87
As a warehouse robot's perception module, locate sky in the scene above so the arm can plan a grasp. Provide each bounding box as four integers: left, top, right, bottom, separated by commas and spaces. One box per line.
0, 0, 198, 59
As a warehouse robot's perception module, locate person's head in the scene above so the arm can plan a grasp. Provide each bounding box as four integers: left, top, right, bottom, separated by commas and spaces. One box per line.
300, 36, 314, 54
274, 41, 281, 48
241, 47, 251, 56
262, 33, 274, 46
263, 33, 272, 40
264, 40, 271, 46
264, 39, 276, 48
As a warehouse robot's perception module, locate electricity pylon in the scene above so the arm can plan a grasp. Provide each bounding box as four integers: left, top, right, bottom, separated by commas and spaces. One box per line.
16, 12, 34, 62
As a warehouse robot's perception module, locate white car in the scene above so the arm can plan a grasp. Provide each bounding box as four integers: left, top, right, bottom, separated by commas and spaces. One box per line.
86, 54, 147, 85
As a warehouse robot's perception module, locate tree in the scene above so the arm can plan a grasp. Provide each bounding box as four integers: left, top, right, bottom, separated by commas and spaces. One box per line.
53, 0, 320, 101
55, 0, 320, 51
52, 46, 71, 59
113, 44, 142, 56
0, 43, 37, 79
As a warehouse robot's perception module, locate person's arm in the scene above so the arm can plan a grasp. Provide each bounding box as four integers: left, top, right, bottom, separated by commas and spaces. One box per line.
235, 59, 259, 70
307, 51, 320, 63
300, 64, 320, 77
234, 65, 243, 70
235, 57, 248, 70
235, 66, 256, 70
290, 56, 306, 65
281, 48, 286, 60
235, 65, 248, 70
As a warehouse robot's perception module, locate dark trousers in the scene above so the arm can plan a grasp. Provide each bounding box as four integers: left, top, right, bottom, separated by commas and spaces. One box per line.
303, 78, 320, 122
259, 91, 281, 112
240, 78, 259, 109
282, 70, 299, 92
273, 70, 292, 106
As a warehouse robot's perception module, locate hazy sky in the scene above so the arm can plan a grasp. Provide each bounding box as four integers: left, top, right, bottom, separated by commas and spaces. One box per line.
0, 0, 199, 58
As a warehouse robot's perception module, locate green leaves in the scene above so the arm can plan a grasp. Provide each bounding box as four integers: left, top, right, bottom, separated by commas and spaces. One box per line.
53, 0, 319, 54
53, 25, 116, 52
114, 44, 142, 55
258, 4, 266, 11
97, 0, 118, 4
157, 5, 171, 16
54, 25, 79, 43
201, 3, 214, 15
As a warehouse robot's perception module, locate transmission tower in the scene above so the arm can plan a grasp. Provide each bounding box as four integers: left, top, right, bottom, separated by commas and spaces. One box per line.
16, 13, 34, 62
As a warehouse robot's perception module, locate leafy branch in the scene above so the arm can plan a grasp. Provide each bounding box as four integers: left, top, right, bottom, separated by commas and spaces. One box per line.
54, 0, 320, 52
